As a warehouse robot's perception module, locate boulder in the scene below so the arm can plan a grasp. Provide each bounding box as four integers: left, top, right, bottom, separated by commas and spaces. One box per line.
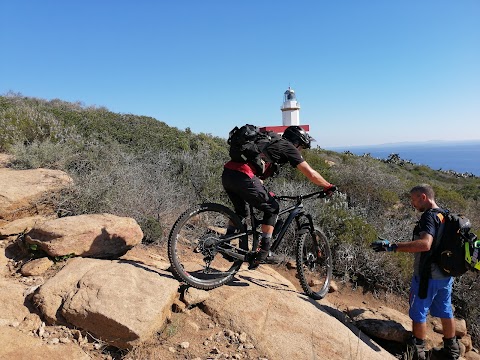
183, 287, 210, 307
21, 257, 54, 276
25, 213, 143, 258
460, 334, 473, 353
347, 306, 412, 343
0, 327, 90, 360
0, 215, 52, 236
465, 351, 480, 360
0, 278, 31, 326
432, 317, 468, 338
202, 265, 395, 360
34, 257, 179, 349
0, 168, 72, 220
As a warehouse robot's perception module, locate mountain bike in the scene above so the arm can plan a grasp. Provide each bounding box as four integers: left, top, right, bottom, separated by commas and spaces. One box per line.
168, 190, 334, 300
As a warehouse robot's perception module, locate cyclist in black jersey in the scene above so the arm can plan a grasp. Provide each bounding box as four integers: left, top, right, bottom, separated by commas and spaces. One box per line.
222, 126, 335, 269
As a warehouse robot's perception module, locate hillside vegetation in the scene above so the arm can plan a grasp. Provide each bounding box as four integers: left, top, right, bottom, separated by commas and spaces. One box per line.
1, 92, 479, 346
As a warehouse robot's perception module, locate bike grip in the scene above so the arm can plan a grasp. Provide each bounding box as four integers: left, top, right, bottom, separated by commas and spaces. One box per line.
327, 185, 337, 193
321, 185, 336, 196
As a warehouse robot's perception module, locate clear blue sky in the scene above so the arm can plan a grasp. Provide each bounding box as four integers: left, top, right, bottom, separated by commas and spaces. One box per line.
1, 1, 479, 147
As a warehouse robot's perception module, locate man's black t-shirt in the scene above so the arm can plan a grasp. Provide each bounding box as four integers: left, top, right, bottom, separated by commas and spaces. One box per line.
413, 208, 450, 279
263, 138, 305, 168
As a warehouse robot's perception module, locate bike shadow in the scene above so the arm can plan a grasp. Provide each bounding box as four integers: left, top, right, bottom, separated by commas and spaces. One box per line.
226, 270, 299, 294
298, 295, 384, 353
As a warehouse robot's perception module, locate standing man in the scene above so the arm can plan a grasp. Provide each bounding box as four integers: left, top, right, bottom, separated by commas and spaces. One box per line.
222, 125, 335, 269
371, 184, 460, 360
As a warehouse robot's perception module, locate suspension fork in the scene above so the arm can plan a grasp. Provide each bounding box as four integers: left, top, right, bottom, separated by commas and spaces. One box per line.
296, 212, 315, 234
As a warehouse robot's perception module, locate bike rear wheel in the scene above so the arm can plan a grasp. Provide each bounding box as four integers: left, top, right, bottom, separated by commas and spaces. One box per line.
296, 227, 332, 300
168, 203, 245, 290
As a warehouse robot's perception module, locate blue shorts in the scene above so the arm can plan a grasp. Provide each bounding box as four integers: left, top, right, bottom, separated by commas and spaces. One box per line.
409, 276, 454, 323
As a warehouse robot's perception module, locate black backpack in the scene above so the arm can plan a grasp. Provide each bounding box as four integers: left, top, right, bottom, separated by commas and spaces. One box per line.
227, 124, 281, 175
432, 209, 480, 277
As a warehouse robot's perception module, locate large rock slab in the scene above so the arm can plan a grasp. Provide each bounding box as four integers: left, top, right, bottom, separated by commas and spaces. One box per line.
203, 265, 395, 360
0, 215, 53, 236
34, 257, 179, 349
0, 168, 72, 220
25, 213, 143, 258
0, 327, 90, 360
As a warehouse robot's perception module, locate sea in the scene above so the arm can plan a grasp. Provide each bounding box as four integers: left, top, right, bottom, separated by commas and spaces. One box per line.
326, 140, 480, 177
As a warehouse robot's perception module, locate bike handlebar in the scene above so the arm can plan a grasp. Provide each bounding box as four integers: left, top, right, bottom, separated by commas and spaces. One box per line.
275, 186, 337, 202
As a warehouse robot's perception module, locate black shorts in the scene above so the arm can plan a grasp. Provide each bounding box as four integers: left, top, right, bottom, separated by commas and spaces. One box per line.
222, 167, 279, 226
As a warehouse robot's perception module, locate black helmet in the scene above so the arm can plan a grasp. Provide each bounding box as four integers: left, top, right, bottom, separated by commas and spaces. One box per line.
282, 126, 313, 149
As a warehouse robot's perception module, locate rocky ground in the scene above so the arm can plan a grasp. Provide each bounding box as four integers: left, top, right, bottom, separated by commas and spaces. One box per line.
1, 152, 477, 360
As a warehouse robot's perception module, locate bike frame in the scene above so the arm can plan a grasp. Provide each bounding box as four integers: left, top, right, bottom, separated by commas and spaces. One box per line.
217, 191, 324, 261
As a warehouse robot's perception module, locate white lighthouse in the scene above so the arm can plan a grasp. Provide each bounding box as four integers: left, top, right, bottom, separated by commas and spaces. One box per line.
260, 87, 310, 134
281, 87, 300, 126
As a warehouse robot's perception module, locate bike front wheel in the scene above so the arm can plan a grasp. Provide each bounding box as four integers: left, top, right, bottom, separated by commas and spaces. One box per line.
168, 203, 245, 290
296, 227, 332, 300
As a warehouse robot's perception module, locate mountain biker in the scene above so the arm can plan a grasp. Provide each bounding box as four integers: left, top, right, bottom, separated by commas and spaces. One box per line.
371, 184, 459, 360
222, 125, 336, 269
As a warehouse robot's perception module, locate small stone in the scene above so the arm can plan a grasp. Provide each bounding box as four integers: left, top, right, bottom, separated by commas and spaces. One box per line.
211, 347, 220, 354
183, 287, 210, 306
237, 344, 244, 351
225, 329, 235, 338
59, 337, 70, 344
329, 280, 338, 293
168, 347, 176, 353
180, 341, 189, 349
286, 260, 296, 269
93, 343, 102, 350
172, 299, 187, 313
238, 332, 247, 343
37, 325, 45, 338
48, 338, 60, 345
204, 340, 210, 346
208, 323, 215, 328
186, 320, 200, 332
244, 343, 254, 349
20, 257, 54, 276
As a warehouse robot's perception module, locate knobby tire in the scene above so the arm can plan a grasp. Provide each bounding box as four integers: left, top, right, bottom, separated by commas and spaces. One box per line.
168, 203, 245, 290
295, 227, 332, 300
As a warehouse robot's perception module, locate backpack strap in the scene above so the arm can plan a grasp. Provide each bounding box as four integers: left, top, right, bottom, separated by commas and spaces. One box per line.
417, 208, 448, 298
429, 208, 448, 255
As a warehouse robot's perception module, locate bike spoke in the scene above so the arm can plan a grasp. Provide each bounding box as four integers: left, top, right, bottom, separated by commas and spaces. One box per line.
168, 204, 245, 289
296, 228, 332, 300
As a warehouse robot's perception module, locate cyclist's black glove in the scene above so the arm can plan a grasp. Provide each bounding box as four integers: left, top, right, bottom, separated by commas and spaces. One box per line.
370, 238, 398, 252
323, 184, 336, 196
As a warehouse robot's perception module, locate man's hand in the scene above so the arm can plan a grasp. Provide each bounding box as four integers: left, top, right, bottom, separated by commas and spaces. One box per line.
323, 184, 336, 196
370, 239, 397, 252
